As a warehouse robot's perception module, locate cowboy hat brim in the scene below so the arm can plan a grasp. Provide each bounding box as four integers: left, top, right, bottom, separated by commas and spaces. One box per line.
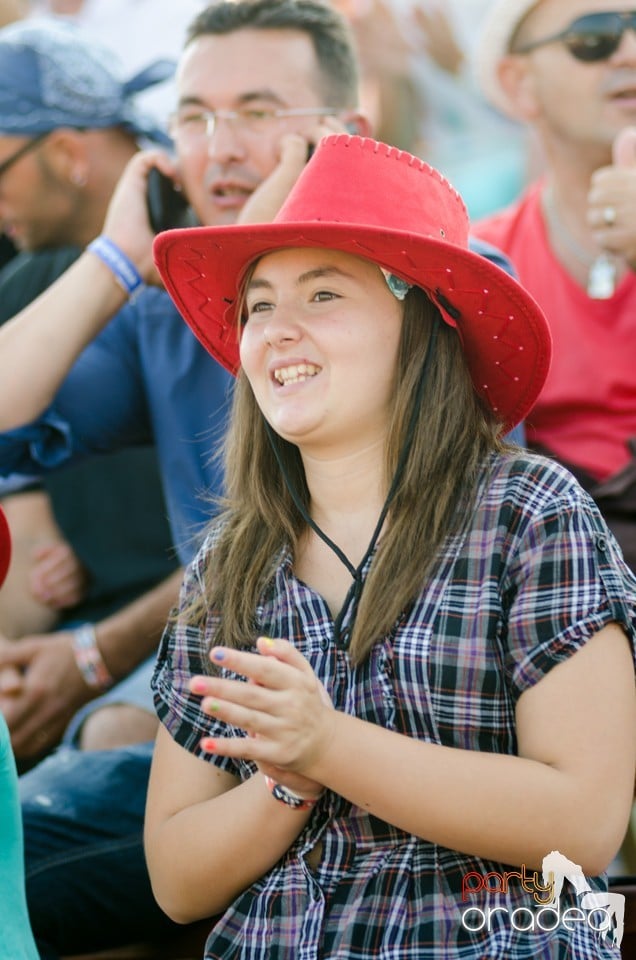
154, 220, 550, 431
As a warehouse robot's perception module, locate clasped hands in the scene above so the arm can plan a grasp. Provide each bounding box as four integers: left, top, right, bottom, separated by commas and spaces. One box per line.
0, 630, 92, 757
189, 636, 336, 799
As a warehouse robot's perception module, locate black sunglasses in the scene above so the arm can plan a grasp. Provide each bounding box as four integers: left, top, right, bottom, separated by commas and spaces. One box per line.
0, 131, 49, 180
514, 10, 636, 62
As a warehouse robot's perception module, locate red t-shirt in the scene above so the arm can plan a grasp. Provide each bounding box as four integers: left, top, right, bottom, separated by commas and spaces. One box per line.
475, 181, 636, 481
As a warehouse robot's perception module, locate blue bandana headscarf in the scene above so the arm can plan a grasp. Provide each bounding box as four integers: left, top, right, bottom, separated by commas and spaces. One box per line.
0, 19, 174, 145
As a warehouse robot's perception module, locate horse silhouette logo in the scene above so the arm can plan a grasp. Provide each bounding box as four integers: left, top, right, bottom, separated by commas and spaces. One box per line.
541, 850, 625, 948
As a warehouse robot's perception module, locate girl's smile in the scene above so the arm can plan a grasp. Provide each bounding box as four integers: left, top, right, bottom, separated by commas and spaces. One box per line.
239, 247, 403, 452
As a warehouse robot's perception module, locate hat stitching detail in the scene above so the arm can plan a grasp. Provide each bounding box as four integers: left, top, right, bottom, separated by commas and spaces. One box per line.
177, 240, 542, 419
154, 135, 551, 430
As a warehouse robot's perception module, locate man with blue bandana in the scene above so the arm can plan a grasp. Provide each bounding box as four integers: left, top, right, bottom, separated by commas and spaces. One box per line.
0, 19, 182, 763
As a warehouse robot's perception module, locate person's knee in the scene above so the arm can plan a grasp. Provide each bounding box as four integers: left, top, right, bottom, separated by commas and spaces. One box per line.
78, 704, 158, 751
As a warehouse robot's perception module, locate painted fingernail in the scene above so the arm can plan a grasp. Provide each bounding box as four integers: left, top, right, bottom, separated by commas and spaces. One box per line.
200, 737, 216, 752
211, 648, 225, 661
204, 700, 220, 713
262, 637, 276, 648
190, 677, 207, 694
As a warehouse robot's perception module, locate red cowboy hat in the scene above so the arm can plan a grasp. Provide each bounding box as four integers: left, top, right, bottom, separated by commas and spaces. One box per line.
153, 134, 551, 430
0, 505, 10, 588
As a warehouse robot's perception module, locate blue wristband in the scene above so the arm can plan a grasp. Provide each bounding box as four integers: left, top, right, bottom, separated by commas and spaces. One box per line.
87, 236, 144, 300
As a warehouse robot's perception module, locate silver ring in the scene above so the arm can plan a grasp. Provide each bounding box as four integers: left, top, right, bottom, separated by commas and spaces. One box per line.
603, 205, 617, 227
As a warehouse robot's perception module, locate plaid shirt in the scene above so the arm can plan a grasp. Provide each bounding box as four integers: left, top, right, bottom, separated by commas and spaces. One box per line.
153, 453, 636, 959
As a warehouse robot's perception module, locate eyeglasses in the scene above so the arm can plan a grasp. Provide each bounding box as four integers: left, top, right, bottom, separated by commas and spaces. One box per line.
170, 106, 338, 142
514, 10, 636, 62
0, 132, 49, 180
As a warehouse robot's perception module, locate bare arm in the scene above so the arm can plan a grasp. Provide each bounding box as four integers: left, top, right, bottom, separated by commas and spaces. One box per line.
94, 566, 184, 678
308, 625, 635, 873
0, 566, 183, 757
0, 149, 173, 430
0, 254, 127, 429
145, 726, 315, 923
0, 489, 87, 637
145, 625, 635, 922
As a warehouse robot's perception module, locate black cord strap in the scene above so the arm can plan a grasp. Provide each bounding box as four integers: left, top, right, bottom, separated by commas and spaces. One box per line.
265, 317, 440, 647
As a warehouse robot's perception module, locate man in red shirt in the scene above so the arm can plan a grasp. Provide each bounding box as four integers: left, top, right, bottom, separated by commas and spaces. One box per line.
473, 0, 636, 570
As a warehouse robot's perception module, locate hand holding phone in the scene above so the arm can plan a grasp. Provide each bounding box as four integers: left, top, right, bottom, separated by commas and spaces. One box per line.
146, 168, 197, 233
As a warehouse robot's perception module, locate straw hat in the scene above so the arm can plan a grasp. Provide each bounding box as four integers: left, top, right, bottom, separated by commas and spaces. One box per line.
154, 134, 551, 430
474, 0, 540, 116
0, 505, 11, 588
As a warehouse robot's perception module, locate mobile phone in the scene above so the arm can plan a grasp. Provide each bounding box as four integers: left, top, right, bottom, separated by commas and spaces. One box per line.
146, 167, 197, 233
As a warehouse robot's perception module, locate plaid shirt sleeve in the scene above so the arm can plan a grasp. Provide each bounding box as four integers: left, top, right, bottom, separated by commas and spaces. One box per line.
148, 455, 635, 959
497, 457, 636, 701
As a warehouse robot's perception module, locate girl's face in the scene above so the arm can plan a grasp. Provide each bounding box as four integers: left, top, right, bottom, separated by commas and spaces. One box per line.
239, 247, 404, 456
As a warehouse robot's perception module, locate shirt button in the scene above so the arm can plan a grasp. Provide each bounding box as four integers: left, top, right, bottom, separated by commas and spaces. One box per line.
596, 535, 608, 552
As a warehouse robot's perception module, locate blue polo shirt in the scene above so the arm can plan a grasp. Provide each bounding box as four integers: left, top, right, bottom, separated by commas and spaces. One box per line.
0, 285, 232, 564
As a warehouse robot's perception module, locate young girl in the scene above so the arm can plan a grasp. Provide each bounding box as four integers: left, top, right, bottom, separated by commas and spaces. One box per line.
146, 135, 636, 958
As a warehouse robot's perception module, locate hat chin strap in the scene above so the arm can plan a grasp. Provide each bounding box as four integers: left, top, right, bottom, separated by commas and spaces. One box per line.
264, 317, 440, 649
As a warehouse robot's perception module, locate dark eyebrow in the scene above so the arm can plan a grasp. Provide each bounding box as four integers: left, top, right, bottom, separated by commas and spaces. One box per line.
247, 266, 356, 294
239, 90, 287, 107
246, 277, 274, 294
296, 267, 355, 284
177, 90, 287, 111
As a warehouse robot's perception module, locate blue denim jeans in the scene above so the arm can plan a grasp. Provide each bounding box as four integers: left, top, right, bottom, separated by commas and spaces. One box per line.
20, 741, 181, 959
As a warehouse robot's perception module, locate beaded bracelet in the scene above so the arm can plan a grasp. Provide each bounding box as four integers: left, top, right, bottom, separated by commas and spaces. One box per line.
87, 236, 145, 300
71, 624, 114, 692
264, 775, 323, 811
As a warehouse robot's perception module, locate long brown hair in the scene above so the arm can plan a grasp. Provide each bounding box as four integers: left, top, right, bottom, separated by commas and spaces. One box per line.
183, 286, 505, 663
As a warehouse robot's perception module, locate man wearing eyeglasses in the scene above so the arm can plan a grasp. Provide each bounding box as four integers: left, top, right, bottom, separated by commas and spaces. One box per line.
473, 0, 636, 576
0, 19, 184, 756
0, 3, 368, 957
0, 2, 518, 956
0, 3, 364, 767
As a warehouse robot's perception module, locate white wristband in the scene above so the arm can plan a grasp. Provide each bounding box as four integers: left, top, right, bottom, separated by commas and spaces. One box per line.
71, 624, 114, 691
